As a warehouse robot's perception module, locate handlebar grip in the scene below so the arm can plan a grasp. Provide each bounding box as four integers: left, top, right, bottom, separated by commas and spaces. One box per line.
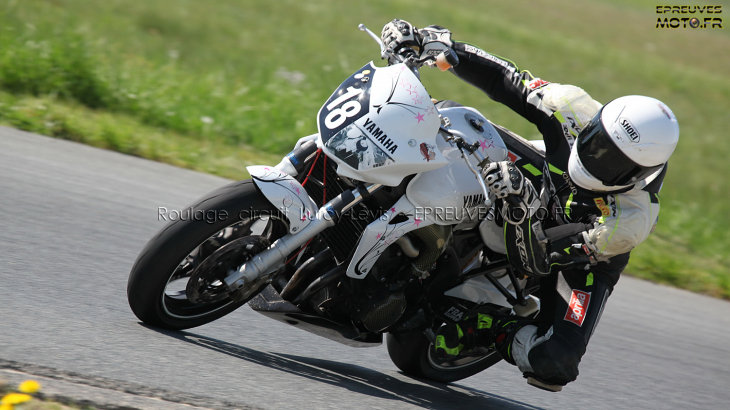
505, 195, 522, 208
435, 48, 459, 71
396, 47, 419, 60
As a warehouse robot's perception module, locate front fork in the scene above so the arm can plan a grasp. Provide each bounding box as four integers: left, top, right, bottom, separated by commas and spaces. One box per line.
224, 183, 382, 300
223, 136, 383, 300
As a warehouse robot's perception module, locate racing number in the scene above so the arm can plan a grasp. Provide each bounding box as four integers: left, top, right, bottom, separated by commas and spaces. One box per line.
324, 86, 363, 129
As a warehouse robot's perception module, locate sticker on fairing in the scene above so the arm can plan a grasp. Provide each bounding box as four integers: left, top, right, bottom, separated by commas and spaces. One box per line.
564, 289, 591, 326
506, 151, 522, 163
324, 123, 394, 170
420, 143, 436, 162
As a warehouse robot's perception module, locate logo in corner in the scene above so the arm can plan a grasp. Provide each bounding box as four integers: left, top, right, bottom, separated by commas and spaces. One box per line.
619, 117, 640, 142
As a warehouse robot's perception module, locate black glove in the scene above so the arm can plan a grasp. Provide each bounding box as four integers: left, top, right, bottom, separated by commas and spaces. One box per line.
545, 224, 599, 268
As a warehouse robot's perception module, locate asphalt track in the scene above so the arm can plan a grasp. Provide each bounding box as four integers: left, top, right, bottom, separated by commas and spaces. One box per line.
1, 125, 729, 410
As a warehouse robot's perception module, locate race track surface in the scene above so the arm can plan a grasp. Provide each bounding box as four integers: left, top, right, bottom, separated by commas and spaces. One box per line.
1, 126, 729, 410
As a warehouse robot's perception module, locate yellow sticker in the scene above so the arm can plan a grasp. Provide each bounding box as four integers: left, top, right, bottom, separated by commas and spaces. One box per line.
362, 70, 371, 75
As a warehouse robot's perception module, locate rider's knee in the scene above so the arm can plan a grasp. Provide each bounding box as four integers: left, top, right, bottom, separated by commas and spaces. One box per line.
511, 325, 585, 386
526, 334, 583, 385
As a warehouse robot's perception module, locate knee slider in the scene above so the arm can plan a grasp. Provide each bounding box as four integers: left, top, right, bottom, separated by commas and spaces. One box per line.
526, 334, 584, 386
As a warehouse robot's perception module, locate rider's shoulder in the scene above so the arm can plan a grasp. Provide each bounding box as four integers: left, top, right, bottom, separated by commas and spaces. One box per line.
533, 84, 602, 130
538, 84, 601, 113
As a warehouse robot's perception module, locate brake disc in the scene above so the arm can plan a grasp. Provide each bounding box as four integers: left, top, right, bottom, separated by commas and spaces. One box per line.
186, 235, 270, 304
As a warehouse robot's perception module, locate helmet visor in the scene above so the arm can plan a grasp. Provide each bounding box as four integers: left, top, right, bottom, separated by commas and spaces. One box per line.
577, 110, 664, 186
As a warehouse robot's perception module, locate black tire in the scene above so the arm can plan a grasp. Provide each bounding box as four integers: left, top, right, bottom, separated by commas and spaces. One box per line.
386, 330, 502, 383
127, 179, 288, 330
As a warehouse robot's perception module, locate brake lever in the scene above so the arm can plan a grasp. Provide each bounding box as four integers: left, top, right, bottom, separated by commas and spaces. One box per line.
358, 24, 386, 57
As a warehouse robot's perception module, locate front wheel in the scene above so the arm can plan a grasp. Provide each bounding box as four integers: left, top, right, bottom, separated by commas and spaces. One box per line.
127, 180, 289, 330
386, 330, 502, 383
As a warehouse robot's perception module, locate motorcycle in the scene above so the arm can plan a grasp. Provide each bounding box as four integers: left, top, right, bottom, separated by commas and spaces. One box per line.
127, 24, 549, 383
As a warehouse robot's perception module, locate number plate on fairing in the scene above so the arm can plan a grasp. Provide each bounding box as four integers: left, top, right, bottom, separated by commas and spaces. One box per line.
317, 63, 448, 186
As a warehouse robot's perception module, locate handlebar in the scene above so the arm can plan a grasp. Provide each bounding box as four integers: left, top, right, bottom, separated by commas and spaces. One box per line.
359, 23, 459, 72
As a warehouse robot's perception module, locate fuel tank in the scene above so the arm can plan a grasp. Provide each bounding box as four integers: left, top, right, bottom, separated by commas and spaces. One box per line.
406, 106, 508, 226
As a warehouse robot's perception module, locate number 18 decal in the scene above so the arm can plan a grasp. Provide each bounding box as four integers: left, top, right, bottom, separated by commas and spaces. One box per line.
324, 86, 363, 129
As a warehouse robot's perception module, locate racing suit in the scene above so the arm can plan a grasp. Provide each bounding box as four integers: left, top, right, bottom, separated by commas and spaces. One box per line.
447, 42, 665, 387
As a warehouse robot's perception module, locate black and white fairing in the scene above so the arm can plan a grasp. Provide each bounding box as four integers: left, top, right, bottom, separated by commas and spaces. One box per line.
317, 63, 447, 186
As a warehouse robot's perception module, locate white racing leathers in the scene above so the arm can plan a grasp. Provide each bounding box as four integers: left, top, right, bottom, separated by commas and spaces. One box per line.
449, 41, 665, 387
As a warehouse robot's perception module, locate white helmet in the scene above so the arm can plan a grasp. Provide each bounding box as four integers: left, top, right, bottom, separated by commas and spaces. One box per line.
568, 95, 679, 191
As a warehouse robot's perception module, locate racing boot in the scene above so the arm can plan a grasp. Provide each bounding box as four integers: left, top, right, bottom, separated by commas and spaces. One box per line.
434, 313, 524, 361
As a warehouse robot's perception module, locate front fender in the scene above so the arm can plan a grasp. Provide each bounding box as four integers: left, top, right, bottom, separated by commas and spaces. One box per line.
247, 166, 316, 234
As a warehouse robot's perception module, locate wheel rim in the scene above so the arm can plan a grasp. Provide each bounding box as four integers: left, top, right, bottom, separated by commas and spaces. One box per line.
161, 215, 288, 319
426, 343, 499, 371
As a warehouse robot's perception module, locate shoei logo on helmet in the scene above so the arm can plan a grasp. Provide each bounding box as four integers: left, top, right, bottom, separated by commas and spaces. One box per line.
619, 117, 640, 142
564, 289, 591, 326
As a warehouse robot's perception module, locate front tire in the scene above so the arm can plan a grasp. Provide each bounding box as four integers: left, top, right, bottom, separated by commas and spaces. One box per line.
386, 330, 502, 383
127, 179, 288, 330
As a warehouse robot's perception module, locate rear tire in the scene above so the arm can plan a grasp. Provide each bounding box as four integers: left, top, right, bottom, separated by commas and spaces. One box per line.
386, 330, 502, 383
127, 179, 288, 330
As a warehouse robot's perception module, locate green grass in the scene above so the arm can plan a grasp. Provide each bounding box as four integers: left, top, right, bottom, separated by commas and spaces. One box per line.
1, 0, 729, 297
0, 91, 279, 179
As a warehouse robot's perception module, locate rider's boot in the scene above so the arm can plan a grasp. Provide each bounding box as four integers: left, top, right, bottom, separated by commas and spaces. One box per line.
435, 314, 565, 392
434, 313, 521, 360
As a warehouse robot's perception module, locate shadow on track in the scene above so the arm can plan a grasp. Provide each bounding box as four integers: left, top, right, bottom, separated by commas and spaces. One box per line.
144, 325, 544, 410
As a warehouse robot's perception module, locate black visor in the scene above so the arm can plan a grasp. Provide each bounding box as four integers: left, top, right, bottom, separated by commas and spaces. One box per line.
576, 109, 664, 186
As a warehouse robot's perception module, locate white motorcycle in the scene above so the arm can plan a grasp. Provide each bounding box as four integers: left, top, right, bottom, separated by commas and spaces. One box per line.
127, 25, 548, 382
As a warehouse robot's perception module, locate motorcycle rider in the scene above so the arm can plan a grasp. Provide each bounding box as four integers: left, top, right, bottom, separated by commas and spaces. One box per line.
381, 20, 679, 391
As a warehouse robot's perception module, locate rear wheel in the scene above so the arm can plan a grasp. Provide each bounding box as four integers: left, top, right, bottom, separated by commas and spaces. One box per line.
127, 180, 288, 330
386, 329, 502, 383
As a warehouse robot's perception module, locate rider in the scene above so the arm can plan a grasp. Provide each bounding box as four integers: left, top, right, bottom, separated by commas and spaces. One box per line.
381, 20, 679, 391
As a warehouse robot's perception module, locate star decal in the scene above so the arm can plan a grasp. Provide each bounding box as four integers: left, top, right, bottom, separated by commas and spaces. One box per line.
415, 113, 425, 123
376, 233, 382, 239
390, 207, 396, 213
413, 218, 423, 227
425, 106, 436, 116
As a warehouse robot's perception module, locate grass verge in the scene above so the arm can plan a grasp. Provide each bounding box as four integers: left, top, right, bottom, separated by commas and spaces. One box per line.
0, 380, 94, 410
0, 91, 279, 180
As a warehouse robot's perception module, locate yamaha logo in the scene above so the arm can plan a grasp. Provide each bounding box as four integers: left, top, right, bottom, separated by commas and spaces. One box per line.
619, 117, 640, 142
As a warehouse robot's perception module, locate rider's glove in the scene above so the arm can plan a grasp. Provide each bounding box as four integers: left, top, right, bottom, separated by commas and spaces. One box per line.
482, 161, 540, 225
381, 20, 454, 57
381, 19, 422, 54
419, 25, 453, 58
484, 161, 549, 276
545, 224, 600, 267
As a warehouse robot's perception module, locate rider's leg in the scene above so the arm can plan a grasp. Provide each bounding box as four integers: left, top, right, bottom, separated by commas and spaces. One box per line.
435, 256, 626, 391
